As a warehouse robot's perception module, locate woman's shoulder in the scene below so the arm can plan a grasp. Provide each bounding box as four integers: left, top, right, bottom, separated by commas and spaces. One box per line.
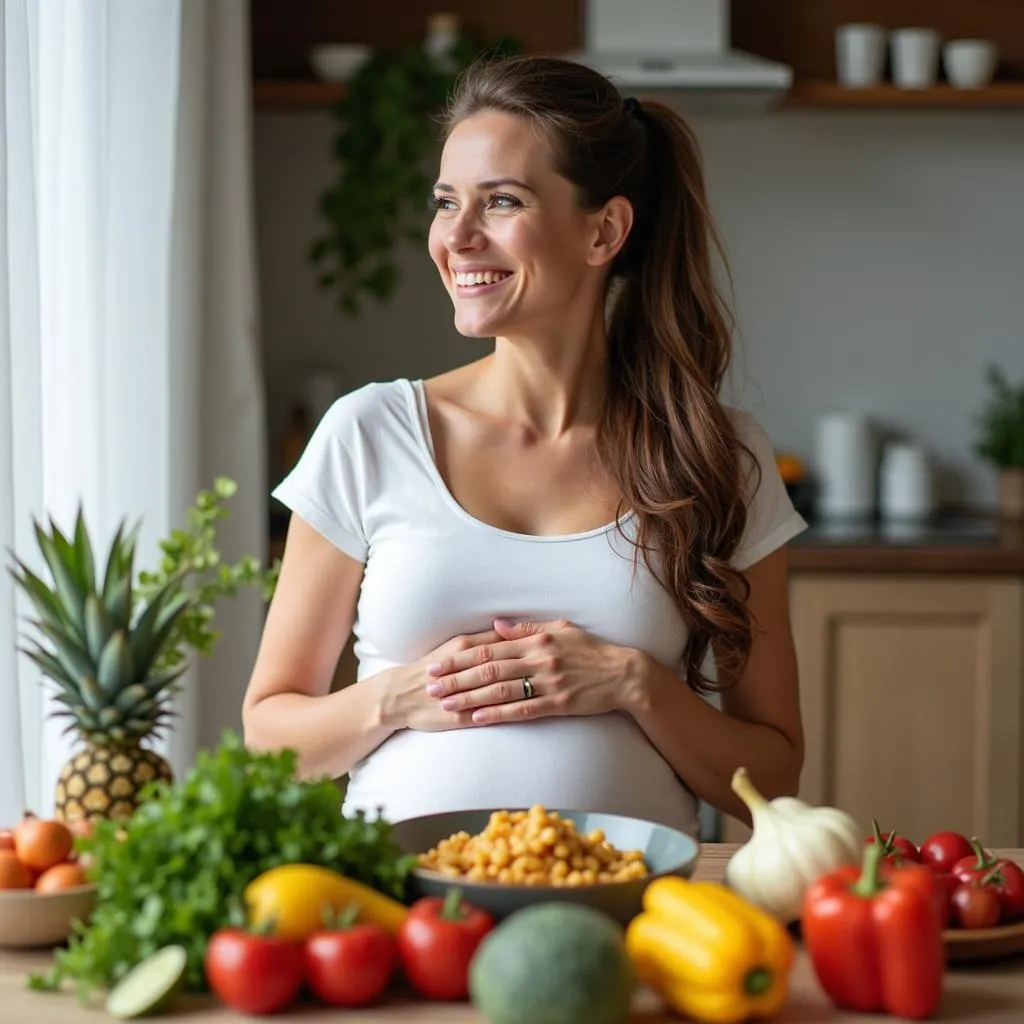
317, 378, 414, 437
724, 405, 777, 469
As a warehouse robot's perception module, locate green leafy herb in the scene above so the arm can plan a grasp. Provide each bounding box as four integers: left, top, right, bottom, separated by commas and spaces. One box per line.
136, 476, 280, 671
33, 732, 415, 997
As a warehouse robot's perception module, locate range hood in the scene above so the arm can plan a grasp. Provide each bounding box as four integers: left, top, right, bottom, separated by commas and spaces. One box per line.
571, 0, 793, 113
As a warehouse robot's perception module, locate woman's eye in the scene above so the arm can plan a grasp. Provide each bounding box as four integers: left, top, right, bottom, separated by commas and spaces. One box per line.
489, 192, 521, 209
429, 195, 456, 212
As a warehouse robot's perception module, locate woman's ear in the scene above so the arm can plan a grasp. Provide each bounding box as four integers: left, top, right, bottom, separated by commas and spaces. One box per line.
587, 196, 634, 268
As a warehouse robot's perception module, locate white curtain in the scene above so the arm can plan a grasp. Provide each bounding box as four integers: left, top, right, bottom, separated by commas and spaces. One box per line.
0, 0, 266, 825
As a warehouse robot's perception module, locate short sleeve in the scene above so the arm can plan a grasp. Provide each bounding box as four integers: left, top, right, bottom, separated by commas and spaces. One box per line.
729, 409, 808, 570
271, 387, 379, 562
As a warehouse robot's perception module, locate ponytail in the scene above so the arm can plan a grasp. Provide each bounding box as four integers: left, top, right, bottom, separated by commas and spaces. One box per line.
602, 99, 756, 694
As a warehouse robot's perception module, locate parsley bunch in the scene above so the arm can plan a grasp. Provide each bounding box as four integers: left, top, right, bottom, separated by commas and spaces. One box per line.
34, 732, 415, 996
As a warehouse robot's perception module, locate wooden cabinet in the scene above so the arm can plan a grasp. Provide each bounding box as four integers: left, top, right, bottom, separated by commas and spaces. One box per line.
723, 573, 1024, 846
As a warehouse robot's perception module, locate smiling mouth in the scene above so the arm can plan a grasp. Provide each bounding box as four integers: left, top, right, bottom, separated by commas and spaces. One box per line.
453, 270, 514, 289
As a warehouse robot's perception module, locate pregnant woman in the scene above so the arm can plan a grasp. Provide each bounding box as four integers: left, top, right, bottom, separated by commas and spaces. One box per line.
243, 55, 807, 837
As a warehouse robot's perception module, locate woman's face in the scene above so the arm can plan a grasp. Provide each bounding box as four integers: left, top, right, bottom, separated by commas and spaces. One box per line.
428, 110, 613, 340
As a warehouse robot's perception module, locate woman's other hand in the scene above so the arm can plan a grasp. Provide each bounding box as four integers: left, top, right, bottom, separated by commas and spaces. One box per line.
381, 629, 505, 732
424, 618, 640, 724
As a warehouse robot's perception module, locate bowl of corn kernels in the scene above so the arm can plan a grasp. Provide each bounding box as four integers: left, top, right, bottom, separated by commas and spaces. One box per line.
390, 805, 700, 926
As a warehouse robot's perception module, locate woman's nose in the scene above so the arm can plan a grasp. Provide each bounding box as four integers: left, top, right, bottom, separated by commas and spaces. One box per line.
445, 209, 484, 252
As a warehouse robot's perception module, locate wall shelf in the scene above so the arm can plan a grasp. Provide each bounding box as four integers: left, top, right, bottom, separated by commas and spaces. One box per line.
254, 80, 346, 110
253, 78, 1024, 113
784, 81, 1024, 110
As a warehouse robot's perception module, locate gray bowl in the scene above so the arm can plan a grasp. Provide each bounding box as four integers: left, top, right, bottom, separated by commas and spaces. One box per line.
390, 808, 700, 927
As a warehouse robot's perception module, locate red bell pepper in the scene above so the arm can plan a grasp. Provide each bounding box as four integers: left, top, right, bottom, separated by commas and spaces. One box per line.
952, 840, 1024, 921
397, 888, 494, 1001
802, 841, 945, 1020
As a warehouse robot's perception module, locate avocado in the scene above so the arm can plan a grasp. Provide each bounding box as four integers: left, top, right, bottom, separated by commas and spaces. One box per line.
469, 903, 635, 1024
105, 945, 187, 1019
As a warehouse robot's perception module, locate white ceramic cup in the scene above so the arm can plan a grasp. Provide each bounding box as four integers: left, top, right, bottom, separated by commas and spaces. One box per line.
943, 39, 998, 89
890, 27, 941, 88
835, 23, 888, 87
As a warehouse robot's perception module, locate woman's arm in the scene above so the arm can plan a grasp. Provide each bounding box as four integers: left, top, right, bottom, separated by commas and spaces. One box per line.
621, 545, 804, 825
242, 514, 396, 779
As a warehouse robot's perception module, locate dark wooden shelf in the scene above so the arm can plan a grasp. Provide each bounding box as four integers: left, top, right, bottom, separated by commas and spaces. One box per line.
253, 77, 1024, 113
784, 80, 1024, 109
254, 79, 347, 110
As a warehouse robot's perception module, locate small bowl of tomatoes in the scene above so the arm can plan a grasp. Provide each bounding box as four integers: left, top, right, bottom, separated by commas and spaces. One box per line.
870, 820, 1024, 962
0, 813, 98, 948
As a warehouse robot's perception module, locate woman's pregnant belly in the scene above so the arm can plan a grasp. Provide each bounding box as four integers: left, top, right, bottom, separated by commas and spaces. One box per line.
342, 713, 700, 837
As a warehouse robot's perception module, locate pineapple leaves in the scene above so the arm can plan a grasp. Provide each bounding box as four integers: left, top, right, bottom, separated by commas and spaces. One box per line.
73, 505, 97, 595
129, 575, 190, 671
32, 619, 96, 689
18, 643, 82, 702
8, 558, 74, 635
84, 594, 114, 662
34, 518, 88, 644
97, 631, 135, 697
102, 520, 140, 630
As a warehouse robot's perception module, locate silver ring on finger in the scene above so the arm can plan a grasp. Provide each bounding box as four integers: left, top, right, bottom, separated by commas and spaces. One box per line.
521, 677, 534, 700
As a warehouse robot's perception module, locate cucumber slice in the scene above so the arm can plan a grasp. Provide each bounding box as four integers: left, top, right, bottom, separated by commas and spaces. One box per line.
106, 945, 188, 1019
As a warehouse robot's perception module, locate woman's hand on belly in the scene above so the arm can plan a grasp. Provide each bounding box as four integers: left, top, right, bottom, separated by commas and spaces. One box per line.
381, 627, 506, 732
424, 617, 642, 725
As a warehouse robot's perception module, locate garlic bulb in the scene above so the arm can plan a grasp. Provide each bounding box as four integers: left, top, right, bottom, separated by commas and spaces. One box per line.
724, 766, 862, 924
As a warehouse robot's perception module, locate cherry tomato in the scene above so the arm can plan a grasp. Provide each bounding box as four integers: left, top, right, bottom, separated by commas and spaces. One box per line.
205, 928, 305, 1015
397, 889, 494, 1001
952, 882, 1001, 930
305, 908, 398, 1007
918, 830, 974, 875
867, 819, 920, 865
982, 865, 1024, 923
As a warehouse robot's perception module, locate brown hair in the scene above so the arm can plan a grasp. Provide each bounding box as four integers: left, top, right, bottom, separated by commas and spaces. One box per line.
444, 56, 757, 694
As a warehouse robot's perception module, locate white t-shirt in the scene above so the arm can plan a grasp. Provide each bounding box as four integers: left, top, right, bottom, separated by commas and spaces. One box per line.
272, 378, 807, 836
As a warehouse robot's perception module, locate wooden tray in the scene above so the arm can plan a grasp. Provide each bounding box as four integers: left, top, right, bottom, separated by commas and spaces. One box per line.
944, 920, 1024, 963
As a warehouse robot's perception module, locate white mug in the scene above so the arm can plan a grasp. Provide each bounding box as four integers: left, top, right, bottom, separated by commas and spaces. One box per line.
890, 27, 941, 88
835, 24, 888, 88
880, 443, 934, 521
943, 39, 998, 89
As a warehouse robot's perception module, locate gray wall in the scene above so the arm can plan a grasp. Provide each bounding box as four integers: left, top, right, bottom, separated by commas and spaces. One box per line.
254, 107, 1024, 509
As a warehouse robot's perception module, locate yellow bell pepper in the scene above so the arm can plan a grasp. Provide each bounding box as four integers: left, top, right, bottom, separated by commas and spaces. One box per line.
625, 876, 795, 1024
244, 863, 409, 940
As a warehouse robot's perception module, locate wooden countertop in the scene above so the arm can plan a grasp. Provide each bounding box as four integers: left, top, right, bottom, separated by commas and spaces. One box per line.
4, 845, 1024, 1022
788, 516, 1024, 574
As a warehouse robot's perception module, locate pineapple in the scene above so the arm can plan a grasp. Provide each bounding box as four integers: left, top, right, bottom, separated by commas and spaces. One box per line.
9, 509, 190, 822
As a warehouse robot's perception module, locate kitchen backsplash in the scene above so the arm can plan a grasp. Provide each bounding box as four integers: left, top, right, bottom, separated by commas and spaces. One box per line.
254, 107, 1024, 510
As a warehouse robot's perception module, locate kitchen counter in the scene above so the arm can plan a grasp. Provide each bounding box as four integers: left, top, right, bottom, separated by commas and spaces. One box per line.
788, 514, 1024, 574
4, 845, 1024, 1022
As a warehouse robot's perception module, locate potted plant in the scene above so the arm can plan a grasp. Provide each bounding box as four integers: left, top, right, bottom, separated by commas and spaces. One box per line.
8, 477, 280, 822
975, 364, 1024, 519
309, 24, 518, 317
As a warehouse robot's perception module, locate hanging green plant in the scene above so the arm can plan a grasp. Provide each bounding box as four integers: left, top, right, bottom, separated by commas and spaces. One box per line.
309, 31, 520, 317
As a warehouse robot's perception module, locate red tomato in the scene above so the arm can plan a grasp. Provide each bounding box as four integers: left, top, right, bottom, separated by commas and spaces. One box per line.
918, 830, 974, 875
983, 863, 1024, 923
205, 929, 305, 1015
305, 920, 397, 1007
867, 820, 920, 865
397, 890, 494, 1001
952, 882, 1001, 930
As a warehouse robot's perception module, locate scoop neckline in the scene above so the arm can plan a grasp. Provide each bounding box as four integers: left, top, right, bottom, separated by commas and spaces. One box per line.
400, 378, 635, 544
